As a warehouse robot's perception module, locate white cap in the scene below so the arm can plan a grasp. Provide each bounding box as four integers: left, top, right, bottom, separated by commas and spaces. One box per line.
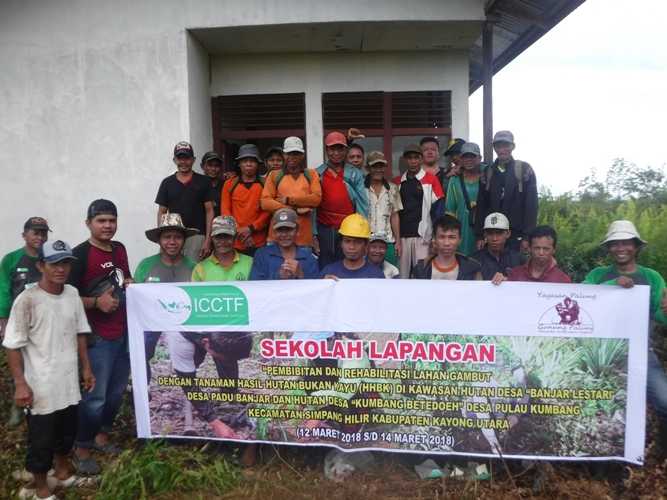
601, 220, 646, 246
283, 136, 305, 154
483, 212, 510, 230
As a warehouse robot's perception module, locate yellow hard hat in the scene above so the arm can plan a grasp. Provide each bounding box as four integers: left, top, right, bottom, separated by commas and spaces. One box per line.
338, 213, 371, 239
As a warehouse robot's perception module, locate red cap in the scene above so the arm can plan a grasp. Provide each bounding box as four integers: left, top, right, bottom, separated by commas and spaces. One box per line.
324, 131, 348, 147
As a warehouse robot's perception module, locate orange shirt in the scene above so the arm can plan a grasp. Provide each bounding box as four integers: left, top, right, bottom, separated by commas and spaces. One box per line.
221, 178, 270, 250
261, 169, 321, 247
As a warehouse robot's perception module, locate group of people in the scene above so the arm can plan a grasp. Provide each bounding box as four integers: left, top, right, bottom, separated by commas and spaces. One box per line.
1, 128, 667, 498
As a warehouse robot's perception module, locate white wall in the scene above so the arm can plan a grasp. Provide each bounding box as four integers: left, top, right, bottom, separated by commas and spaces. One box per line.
0, 0, 481, 265
210, 51, 470, 166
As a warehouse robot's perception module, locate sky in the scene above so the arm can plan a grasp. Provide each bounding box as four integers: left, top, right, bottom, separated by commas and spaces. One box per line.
468, 0, 667, 195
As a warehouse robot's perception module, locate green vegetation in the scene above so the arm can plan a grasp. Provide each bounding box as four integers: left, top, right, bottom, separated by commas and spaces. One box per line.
540, 158, 667, 282
96, 440, 239, 500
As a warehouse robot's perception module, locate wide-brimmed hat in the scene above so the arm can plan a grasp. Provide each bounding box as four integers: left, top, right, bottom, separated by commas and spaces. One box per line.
601, 220, 646, 247
145, 213, 199, 243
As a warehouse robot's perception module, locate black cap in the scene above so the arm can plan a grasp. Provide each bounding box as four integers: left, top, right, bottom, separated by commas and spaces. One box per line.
201, 151, 222, 166
24, 217, 51, 232
87, 199, 118, 219
444, 138, 466, 157
173, 141, 194, 158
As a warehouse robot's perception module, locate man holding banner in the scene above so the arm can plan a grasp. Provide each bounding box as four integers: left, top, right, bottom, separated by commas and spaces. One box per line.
584, 220, 667, 455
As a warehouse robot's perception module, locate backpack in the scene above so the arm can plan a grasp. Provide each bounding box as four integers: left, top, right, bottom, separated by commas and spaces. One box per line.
485, 160, 531, 193
229, 176, 264, 196
275, 168, 312, 189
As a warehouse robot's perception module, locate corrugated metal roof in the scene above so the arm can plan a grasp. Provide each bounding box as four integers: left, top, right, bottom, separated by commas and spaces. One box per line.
469, 0, 586, 94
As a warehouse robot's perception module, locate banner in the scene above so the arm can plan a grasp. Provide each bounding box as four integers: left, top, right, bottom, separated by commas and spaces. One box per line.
127, 279, 649, 464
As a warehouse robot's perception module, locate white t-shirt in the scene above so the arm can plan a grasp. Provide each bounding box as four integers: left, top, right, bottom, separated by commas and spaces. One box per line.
431, 262, 459, 280
2, 284, 90, 415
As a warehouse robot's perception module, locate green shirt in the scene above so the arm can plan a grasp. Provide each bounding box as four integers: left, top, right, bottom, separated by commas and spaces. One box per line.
0, 247, 40, 318
583, 264, 666, 325
445, 176, 481, 256
191, 252, 253, 282
134, 254, 196, 284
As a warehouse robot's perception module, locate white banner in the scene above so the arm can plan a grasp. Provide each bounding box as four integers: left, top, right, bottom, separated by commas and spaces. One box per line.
128, 280, 649, 464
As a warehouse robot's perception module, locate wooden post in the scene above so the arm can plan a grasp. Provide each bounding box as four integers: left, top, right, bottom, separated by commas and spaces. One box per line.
482, 21, 494, 165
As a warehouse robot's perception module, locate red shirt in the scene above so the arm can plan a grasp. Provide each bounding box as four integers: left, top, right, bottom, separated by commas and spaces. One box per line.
508, 259, 571, 283
318, 168, 354, 229
81, 245, 131, 340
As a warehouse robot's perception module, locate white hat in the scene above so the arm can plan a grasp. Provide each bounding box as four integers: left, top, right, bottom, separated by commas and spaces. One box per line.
483, 212, 510, 230
283, 136, 305, 154
601, 220, 646, 246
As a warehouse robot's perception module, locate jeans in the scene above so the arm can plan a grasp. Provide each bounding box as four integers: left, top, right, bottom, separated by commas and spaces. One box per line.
317, 223, 343, 270
647, 349, 667, 422
75, 336, 130, 448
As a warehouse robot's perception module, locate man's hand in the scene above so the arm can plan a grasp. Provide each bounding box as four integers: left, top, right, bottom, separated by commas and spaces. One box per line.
279, 259, 301, 279
123, 277, 134, 288
476, 239, 485, 251
312, 236, 320, 255
96, 287, 120, 314
491, 273, 507, 286
394, 240, 402, 258
278, 196, 288, 205
446, 165, 461, 177
82, 368, 96, 392
323, 274, 339, 281
237, 227, 252, 244
616, 276, 635, 288
14, 381, 33, 408
199, 238, 212, 261
296, 208, 311, 215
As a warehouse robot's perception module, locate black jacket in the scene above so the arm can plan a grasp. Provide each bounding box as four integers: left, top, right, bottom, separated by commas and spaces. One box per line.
471, 247, 523, 280
411, 254, 481, 280
474, 158, 537, 240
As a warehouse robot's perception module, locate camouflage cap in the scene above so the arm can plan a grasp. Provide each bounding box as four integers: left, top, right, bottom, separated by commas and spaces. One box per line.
211, 215, 237, 237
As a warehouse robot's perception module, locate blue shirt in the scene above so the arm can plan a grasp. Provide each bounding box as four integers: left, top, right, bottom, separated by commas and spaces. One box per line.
320, 260, 386, 279
249, 244, 319, 280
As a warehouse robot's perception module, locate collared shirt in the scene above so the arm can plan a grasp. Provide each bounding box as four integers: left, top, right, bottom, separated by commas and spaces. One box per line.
191, 251, 253, 282
508, 259, 571, 283
366, 181, 403, 243
472, 247, 523, 280
249, 244, 319, 280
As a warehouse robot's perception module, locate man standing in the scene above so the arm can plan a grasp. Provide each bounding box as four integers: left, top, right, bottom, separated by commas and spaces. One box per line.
250, 208, 319, 280
155, 141, 215, 261
420, 137, 441, 177
393, 144, 444, 278
192, 216, 253, 282
500, 225, 570, 284
0, 217, 50, 426
583, 220, 667, 453
437, 138, 466, 195
264, 145, 285, 175
472, 213, 522, 281
261, 137, 321, 248
475, 131, 537, 252
367, 233, 400, 279
221, 144, 270, 257
314, 131, 368, 269
201, 151, 225, 216
4, 239, 95, 499
189, 214, 256, 465
411, 215, 482, 281
365, 151, 402, 267
320, 214, 384, 279
69, 199, 133, 475
134, 214, 198, 383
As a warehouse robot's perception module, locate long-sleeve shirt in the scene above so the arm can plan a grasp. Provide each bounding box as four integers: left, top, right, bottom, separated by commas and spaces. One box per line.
222, 178, 271, 251
261, 169, 321, 247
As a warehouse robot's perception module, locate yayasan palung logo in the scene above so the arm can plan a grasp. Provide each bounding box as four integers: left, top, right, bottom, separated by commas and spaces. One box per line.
538, 296, 594, 334
156, 285, 249, 326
